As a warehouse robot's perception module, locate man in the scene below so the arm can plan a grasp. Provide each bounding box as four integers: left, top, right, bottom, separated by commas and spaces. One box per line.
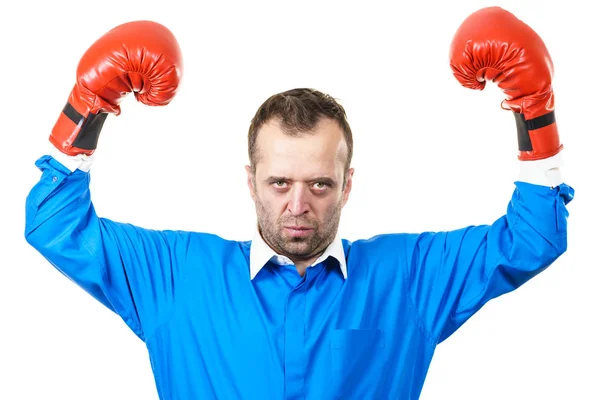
25, 7, 573, 400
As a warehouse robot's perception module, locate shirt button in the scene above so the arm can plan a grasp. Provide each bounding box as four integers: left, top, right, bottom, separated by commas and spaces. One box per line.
52, 176, 58, 183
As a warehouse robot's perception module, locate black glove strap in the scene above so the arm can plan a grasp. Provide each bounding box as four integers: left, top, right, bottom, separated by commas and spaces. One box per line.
62, 102, 108, 151
513, 111, 556, 152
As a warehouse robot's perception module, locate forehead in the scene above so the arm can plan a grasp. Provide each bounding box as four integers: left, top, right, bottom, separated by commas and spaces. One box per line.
254, 118, 347, 178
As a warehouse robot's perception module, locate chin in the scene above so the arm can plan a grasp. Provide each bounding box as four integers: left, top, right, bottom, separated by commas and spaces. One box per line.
283, 241, 312, 255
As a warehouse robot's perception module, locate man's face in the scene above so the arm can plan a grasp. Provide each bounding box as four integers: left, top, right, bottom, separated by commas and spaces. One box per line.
246, 118, 353, 264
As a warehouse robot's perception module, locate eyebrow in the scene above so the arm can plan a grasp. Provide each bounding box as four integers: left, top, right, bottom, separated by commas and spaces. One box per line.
264, 176, 288, 183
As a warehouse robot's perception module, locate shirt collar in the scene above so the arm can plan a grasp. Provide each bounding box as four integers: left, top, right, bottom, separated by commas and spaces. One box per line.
249, 225, 347, 280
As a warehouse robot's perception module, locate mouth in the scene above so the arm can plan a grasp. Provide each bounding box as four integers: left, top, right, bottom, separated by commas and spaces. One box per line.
283, 226, 314, 238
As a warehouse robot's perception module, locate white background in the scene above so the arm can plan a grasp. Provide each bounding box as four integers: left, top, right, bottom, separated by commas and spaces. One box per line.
1, 0, 598, 399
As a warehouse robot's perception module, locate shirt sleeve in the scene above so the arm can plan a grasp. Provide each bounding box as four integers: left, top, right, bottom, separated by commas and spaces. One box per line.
404, 178, 574, 343
24, 155, 188, 341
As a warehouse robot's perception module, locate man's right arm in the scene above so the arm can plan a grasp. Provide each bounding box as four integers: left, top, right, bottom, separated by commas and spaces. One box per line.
25, 153, 186, 341
24, 20, 184, 341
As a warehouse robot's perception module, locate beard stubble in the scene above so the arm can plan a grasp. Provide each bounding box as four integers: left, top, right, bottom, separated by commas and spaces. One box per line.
255, 196, 343, 263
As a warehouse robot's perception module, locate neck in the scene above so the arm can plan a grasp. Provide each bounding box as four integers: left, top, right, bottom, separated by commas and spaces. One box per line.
293, 254, 322, 277
296, 264, 308, 277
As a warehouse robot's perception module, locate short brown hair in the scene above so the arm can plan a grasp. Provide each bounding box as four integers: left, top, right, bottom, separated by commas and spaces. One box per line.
248, 88, 353, 174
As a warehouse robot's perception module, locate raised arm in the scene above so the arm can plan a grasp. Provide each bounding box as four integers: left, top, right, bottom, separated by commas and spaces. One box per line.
25, 21, 184, 341
407, 7, 574, 342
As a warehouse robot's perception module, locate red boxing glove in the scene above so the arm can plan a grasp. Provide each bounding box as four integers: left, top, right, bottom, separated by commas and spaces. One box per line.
50, 21, 183, 156
449, 7, 562, 161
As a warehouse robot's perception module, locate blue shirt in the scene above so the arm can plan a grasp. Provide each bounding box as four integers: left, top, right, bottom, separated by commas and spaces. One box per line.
24, 155, 574, 399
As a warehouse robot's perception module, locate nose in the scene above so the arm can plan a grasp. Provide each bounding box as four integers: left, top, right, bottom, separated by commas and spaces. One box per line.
287, 183, 310, 216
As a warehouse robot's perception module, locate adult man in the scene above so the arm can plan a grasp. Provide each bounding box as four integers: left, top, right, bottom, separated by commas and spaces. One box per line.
25, 6, 573, 400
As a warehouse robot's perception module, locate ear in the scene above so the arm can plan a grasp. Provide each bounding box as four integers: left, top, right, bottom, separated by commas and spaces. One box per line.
342, 167, 354, 207
245, 165, 257, 202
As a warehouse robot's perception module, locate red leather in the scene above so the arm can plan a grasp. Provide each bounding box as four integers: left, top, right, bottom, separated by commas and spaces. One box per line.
50, 20, 183, 156
449, 7, 562, 161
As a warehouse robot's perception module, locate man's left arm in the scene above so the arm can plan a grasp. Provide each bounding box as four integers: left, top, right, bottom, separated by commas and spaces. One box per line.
406, 160, 573, 343
405, 7, 575, 343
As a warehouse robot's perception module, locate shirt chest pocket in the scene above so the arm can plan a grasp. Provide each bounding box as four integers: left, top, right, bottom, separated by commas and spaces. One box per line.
329, 329, 387, 398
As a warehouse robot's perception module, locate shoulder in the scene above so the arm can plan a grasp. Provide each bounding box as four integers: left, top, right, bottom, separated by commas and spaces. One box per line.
343, 232, 421, 254
166, 230, 250, 249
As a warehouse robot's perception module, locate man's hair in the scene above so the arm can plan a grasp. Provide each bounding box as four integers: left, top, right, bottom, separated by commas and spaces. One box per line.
248, 88, 353, 175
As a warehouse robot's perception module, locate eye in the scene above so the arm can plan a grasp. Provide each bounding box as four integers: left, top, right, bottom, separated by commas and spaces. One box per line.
312, 182, 329, 190
272, 180, 288, 188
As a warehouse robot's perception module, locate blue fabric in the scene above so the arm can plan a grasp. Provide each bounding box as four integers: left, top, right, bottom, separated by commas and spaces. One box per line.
24, 155, 574, 399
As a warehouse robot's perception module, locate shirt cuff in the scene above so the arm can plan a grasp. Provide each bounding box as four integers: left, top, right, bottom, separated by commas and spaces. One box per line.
49, 145, 94, 173
517, 152, 564, 188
